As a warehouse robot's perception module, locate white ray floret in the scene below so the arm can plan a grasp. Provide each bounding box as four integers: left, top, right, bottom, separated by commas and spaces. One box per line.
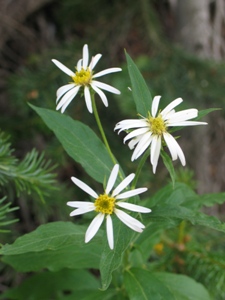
52, 44, 121, 113
67, 164, 151, 250
115, 95, 207, 173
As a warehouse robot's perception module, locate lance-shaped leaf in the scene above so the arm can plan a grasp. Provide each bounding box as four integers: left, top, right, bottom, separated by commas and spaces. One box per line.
125, 52, 152, 116
30, 104, 114, 183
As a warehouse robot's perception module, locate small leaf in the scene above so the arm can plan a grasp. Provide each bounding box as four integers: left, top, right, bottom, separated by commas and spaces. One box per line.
196, 108, 221, 120
125, 52, 152, 116
161, 150, 176, 186
199, 192, 225, 207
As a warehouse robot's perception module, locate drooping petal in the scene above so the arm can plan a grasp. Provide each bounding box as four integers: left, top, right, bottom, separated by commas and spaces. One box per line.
56, 86, 80, 111
123, 127, 149, 143
71, 176, 98, 198
70, 206, 95, 217
128, 135, 143, 150
91, 84, 108, 107
116, 201, 151, 213
56, 83, 75, 103
114, 208, 144, 232
82, 44, 89, 69
92, 81, 120, 94
85, 213, 105, 243
163, 132, 178, 161
84, 86, 93, 113
112, 173, 135, 197
131, 132, 152, 161
61, 95, 76, 113
93, 67, 122, 78
106, 215, 114, 249
151, 136, 161, 173
116, 188, 148, 199
161, 98, 183, 117
89, 54, 102, 70
52, 59, 75, 77
105, 164, 119, 194
151, 95, 161, 117
164, 133, 186, 166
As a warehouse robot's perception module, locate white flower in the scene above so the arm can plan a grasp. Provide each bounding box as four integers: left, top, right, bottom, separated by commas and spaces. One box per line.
115, 96, 207, 173
67, 164, 151, 250
52, 44, 121, 113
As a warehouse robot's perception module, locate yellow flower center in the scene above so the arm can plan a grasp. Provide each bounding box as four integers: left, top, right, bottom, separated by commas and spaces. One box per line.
148, 115, 167, 135
94, 194, 116, 215
72, 68, 92, 86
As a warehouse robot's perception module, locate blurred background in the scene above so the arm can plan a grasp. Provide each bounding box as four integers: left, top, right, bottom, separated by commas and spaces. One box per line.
0, 0, 225, 296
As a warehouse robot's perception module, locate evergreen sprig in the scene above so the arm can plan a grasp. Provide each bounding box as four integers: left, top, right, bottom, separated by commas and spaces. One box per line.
0, 131, 57, 203
0, 196, 19, 233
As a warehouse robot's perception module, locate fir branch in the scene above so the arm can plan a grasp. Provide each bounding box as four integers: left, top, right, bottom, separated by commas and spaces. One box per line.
0, 196, 19, 233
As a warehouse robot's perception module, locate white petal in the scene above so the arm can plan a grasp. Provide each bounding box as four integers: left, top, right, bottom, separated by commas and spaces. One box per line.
112, 173, 135, 197
56, 86, 80, 111
151, 136, 161, 173
93, 67, 122, 78
116, 201, 151, 213
70, 206, 95, 217
89, 54, 102, 70
67, 201, 94, 208
56, 84, 75, 102
105, 164, 119, 194
60, 95, 76, 113
128, 135, 143, 150
71, 176, 98, 198
168, 109, 198, 123
131, 132, 152, 161
114, 208, 144, 232
168, 121, 207, 126
123, 127, 149, 143
161, 98, 183, 117
163, 132, 178, 161
84, 86, 93, 113
52, 59, 75, 77
92, 81, 120, 94
82, 44, 89, 69
115, 119, 148, 133
85, 213, 105, 243
116, 188, 148, 199
77, 59, 82, 71
164, 134, 186, 166
151, 95, 161, 117
106, 215, 114, 249
91, 84, 108, 107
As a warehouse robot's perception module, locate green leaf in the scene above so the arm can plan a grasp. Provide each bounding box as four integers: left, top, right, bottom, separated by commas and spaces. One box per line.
199, 192, 225, 207
30, 104, 114, 183
124, 268, 174, 300
154, 272, 211, 300
196, 108, 221, 120
125, 52, 152, 116
100, 215, 134, 290
161, 150, 176, 186
124, 269, 210, 300
1, 269, 100, 300
0, 222, 101, 271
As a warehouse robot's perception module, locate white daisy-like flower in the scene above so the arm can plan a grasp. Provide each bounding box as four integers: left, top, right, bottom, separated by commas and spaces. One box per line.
52, 44, 121, 113
115, 96, 207, 173
67, 164, 151, 250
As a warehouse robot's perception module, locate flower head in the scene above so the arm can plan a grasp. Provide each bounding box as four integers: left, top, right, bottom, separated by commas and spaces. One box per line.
115, 96, 207, 173
52, 44, 121, 113
67, 164, 151, 249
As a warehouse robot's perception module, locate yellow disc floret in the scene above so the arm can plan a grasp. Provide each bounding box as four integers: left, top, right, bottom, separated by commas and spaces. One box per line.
94, 194, 116, 215
148, 114, 167, 135
72, 68, 92, 86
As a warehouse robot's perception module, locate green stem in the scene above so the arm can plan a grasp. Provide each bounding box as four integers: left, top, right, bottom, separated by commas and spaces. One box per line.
91, 93, 124, 181
131, 150, 149, 189
178, 220, 186, 244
